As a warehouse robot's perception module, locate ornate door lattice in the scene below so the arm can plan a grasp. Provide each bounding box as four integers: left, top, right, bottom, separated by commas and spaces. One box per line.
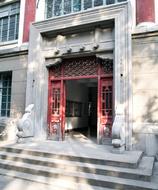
100, 59, 113, 75
63, 57, 98, 77
99, 79, 113, 143
48, 81, 65, 140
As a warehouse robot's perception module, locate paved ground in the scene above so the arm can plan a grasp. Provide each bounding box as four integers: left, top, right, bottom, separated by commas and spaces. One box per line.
0, 175, 64, 190
0, 175, 78, 190
0, 174, 116, 190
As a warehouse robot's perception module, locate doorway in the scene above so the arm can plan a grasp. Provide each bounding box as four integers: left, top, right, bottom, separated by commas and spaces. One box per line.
47, 56, 113, 144
65, 79, 97, 141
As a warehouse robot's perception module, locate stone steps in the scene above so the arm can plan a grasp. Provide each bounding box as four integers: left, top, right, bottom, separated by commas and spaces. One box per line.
0, 169, 115, 190
0, 146, 157, 190
0, 146, 143, 168
0, 151, 154, 181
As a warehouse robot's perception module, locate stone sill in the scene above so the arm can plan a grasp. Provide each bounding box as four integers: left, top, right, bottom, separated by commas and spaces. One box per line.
133, 123, 158, 134
0, 40, 18, 47
0, 42, 28, 58
132, 24, 158, 38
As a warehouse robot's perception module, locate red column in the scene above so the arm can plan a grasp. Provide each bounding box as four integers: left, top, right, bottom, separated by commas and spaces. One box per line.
136, 0, 155, 25
23, 0, 36, 42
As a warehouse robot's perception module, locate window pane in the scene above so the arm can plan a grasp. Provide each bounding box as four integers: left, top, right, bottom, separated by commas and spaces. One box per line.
1, 110, 6, 116
94, 0, 103, 7
2, 88, 7, 95
0, 72, 12, 117
2, 17, 8, 42
64, 0, 71, 15
8, 95, 11, 102
84, 0, 92, 10
0, 2, 19, 42
1, 102, 6, 109
47, 0, 53, 18
0, 20, 2, 40
2, 95, 7, 103
7, 110, 10, 117
73, 0, 81, 12
106, 0, 115, 5
7, 103, 10, 109
54, 0, 62, 16
118, 0, 126, 2
9, 15, 16, 41
15, 14, 19, 39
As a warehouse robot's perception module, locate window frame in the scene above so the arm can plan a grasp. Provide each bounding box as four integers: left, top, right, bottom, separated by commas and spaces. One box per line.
0, 72, 12, 117
0, 1, 20, 43
46, 0, 127, 19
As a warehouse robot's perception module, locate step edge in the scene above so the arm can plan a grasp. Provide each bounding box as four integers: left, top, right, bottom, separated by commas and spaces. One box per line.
0, 167, 157, 190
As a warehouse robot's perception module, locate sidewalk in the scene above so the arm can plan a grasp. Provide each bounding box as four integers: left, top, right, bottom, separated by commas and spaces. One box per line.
0, 175, 58, 190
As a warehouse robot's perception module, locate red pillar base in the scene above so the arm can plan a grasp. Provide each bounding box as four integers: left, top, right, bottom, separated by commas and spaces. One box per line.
136, 0, 155, 26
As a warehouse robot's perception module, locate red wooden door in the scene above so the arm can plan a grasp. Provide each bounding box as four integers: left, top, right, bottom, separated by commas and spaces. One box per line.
48, 80, 65, 140
98, 78, 113, 143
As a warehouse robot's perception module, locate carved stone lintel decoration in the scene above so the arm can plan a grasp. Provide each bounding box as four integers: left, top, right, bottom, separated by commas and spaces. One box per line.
79, 46, 85, 51
93, 43, 99, 50
16, 104, 34, 143
54, 48, 60, 54
67, 47, 72, 53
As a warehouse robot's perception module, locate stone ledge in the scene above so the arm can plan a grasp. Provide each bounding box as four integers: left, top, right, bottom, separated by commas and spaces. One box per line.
133, 123, 158, 134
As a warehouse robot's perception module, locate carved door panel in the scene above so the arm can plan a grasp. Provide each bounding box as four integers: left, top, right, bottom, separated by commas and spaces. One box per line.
48, 80, 65, 140
98, 78, 113, 143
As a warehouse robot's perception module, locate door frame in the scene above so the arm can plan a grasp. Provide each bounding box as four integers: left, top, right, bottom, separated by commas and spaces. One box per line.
48, 57, 113, 142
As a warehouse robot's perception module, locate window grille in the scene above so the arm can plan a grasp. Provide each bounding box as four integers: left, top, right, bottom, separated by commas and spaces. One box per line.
46, 0, 127, 18
0, 2, 20, 42
0, 72, 12, 117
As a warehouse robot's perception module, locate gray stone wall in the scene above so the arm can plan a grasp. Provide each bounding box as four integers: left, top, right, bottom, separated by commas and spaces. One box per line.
132, 32, 158, 156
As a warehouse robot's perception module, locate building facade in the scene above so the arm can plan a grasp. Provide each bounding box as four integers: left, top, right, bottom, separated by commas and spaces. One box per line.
0, 0, 158, 157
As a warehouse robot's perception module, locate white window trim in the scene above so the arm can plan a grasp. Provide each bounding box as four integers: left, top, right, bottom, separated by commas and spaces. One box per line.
0, 1, 20, 44
18, 0, 26, 46
155, 0, 158, 24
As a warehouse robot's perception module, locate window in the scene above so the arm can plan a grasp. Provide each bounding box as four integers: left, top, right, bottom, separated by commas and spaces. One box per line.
0, 72, 12, 117
46, 0, 127, 18
0, 2, 20, 42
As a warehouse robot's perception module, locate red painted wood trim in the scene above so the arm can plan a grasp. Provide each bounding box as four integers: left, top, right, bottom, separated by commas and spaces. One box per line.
97, 64, 101, 143
50, 74, 113, 81
47, 70, 52, 132
136, 0, 155, 24
23, 0, 36, 42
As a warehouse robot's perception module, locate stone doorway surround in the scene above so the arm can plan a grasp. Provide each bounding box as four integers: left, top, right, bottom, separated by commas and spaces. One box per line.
25, 2, 132, 150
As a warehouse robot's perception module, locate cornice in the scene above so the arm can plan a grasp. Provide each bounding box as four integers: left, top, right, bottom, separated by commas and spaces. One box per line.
0, 45, 28, 58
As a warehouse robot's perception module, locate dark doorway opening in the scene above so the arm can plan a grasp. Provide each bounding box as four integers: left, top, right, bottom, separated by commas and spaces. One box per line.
65, 79, 97, 141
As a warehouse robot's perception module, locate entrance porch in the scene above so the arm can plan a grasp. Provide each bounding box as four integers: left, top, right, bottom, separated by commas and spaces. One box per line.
0, 137, 157, 189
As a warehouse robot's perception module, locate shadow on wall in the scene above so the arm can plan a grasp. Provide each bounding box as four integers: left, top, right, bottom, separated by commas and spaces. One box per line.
142, 95, 158, 123
132, 35, 158, 156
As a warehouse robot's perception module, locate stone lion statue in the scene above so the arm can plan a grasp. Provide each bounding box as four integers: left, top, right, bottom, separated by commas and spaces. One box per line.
16, 104, 34, 142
